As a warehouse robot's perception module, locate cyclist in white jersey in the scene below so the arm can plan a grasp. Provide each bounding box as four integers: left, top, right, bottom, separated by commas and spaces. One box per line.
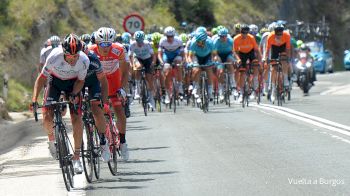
32, 34, 89, 174
129, 31, 157, 109
158, 26, 184, 104
38, 35, 61, 73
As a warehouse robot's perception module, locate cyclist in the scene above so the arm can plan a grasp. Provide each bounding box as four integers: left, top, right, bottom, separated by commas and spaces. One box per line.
32, 33, 89, 174
151, 32, 165, 95
89, 27, 129, 161
188, 31, 215, 103
38, 35, 61, 73
233, 24, 262, 101
129, 31, 157, 109
212, 27, 236, 101
263, 23, 291, 102
158, 26, 184, 104
249, 24, 261, 44
260, 23, 274, 95
81, 42, 111, 162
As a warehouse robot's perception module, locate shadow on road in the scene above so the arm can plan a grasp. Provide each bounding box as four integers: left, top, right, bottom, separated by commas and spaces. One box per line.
128, 146, 170, 151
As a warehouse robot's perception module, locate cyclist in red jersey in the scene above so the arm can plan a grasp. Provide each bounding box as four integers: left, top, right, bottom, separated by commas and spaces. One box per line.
89, 27, 129, 161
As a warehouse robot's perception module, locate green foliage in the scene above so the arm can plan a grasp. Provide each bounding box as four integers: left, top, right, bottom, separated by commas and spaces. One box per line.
5, 80, 31, 112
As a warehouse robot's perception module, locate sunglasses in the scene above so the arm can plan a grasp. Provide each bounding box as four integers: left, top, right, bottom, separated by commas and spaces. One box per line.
167, 36, 174, 38
241, 31, 249, 34
219, 35, 227, 38
276, 33, 283, 36
98, 42, 112, 48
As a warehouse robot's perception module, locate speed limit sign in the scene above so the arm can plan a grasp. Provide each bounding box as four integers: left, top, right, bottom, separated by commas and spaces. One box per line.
123, 14, 145, 34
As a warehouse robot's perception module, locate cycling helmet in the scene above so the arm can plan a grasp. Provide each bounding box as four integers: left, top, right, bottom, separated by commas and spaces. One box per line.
164, 26, 176, 36
249, 24, 259, 35
296, 40, 304, 48
240, 24, 250, 33
211, 27, 218, 35
62, 33, 82, 55
196, 26, 207, 34
95, 27, 116, 42
49, 35, 61, 47
234, 23, 241, 31
90, 32, 96, 44
145, 34, 152, 42
218, 27, 229, 36
179, 33, 188, 44
195, 31, 207, 42
260, 27, 269, 34
114, 33, 122, 43
80, 34, 91, 44
268, 22, 276, 32
217, 25, 225, 30
134, 31, 145, 42
151, 32, 162, 44
122, 32, 131, 44
274, 23, 284, 33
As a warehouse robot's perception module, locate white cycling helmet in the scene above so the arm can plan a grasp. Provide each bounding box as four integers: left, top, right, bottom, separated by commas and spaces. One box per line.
249, 24, 259, 35
95, 27, 116, 42
164, 26, 176, 36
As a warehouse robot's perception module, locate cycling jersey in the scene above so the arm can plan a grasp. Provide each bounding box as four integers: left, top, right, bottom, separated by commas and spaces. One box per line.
40, 45, 62, 65
84, 51, 103, 87
158, 36, 183, 64
129, 40, 154, 60
89, 43, 125, 103
41, 47, 89, 81
213, 36, 234, 54
83, 51, 103, 101
158, 36, 183, 53
89, 43, 126, 75
233, 34, 259, 54
265, 31, 291, 58
189, 38, 213, 57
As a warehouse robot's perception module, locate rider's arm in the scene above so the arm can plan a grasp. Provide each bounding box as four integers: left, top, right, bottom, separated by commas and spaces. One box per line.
253, 38, 262, 62
233, 37, 241, 63
32, 74, 47, 102
72, 79, 85, 95
97, 73, 109, 104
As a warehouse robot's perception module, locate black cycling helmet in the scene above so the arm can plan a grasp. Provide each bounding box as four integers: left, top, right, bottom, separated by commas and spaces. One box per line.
62, 33, 82, 55
115, 33, 122, 43
274, 23, 285, 34
240, 24, 250, 34
90, 32, 96, 44
80, 33, 91, 44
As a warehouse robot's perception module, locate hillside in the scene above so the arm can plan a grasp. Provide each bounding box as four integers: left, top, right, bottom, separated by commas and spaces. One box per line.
0, 0, 349, 111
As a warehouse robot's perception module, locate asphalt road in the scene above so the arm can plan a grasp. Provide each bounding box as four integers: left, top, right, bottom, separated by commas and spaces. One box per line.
1, 71, 350, 196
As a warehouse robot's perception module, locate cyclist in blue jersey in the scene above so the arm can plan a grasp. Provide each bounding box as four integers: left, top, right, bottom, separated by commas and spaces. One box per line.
81, 42, 111, 162
188, 31, 215, 103
213, 27, 237, 101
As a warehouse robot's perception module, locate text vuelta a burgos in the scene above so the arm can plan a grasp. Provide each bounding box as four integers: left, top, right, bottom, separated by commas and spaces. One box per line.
288, 178, 345, 187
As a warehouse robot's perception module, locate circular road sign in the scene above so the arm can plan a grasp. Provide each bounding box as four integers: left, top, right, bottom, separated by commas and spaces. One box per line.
123, 14, 145, 34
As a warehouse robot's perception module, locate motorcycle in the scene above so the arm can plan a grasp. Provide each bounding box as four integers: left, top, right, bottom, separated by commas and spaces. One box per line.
295, 51, 313, 95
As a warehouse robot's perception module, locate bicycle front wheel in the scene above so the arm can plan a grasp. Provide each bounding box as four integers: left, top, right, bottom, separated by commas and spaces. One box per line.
107, 122, 118, 176
82, 123, 93, 183
57, 125, 74, 191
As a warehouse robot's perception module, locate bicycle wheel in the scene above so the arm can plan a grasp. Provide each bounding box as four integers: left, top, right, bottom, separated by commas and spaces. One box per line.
201, 75, 209, 113
225, 72, 231, 107
56, 126, 73, 191
172, 79, 176, 113
155, 79, 162, 112
141, 78, 148, 116
82, 123, 93, 183
93, 130, 100, 179
277, 71, 283, 106
107, 122, 118, 176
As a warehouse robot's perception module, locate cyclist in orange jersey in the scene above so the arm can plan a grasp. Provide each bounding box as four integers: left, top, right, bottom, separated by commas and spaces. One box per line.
233, 24, 262, 102
264, 23, 291, 102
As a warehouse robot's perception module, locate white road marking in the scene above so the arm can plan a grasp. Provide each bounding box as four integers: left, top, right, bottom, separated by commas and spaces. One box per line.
252, 103, 350, 140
